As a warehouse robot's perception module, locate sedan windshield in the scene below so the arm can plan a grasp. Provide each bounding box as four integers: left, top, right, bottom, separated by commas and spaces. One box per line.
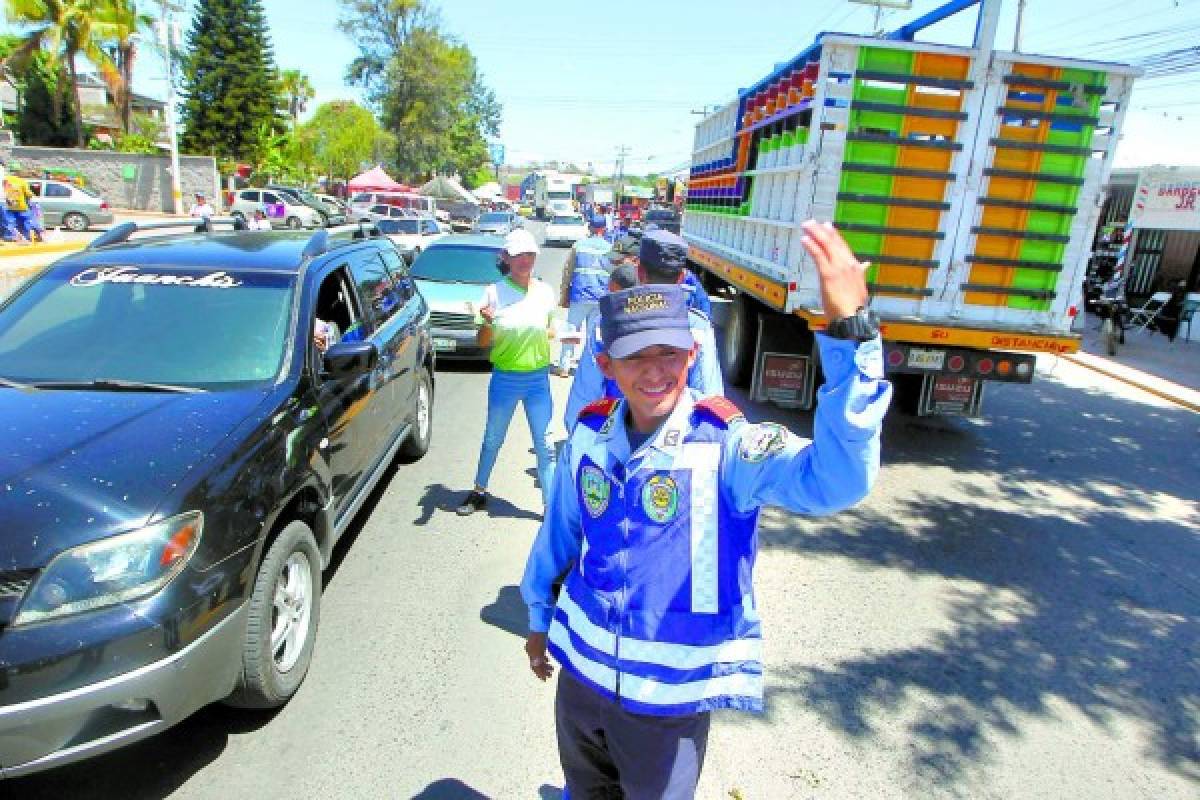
411, 245, 502, 285
378, 219, 419, 234
0, 266, 294, 389
552, 216, 584, 225
479, 213, 509, 223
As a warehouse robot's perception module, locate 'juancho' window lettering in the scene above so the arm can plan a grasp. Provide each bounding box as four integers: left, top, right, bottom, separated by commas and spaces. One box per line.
70, 266, 242, 288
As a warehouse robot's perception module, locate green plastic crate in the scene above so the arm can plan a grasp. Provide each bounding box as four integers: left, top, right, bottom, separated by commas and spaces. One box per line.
844, 140, 900, 167
1025, 210, 1073, 236
851, 108, 905, 134
858, 46, 914, 74
854, 82, 908, 105
1040, 151, 1087, 177
843, 230, 885, 255
1032, 182, 1080, 207
840, 170, 895, 196
835, 201, 889, 227
1018, 239, 1065, 263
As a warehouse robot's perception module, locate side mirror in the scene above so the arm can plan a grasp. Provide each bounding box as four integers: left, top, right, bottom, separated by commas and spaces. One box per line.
323, 340, 379, 378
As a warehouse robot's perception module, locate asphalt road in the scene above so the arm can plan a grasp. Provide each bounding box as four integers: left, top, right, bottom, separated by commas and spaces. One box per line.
10, 221, 1199, 799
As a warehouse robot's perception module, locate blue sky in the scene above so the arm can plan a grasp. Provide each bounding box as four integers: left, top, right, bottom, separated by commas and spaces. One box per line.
21, 0, 1200, 174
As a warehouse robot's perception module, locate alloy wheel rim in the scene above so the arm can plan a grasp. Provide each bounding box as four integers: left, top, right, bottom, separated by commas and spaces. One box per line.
270, 551, 313, 673
416, 382, 431, 440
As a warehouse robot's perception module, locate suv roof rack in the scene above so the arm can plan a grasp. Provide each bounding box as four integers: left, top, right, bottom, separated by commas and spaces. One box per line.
301, 221, 383, 260
87, 216, 247, 250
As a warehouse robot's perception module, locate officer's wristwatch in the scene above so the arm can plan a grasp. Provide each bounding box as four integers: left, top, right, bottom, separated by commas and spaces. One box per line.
825, 306, 880, 342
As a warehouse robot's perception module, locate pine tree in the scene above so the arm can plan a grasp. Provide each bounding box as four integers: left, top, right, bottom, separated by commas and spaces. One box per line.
179, 0, 281, 161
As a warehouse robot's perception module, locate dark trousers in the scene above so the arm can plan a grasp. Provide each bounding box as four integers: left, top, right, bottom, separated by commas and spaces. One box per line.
555, 670, 711, 800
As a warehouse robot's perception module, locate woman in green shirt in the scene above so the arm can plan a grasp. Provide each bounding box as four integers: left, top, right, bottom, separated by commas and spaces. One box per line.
457, 229, 558, 516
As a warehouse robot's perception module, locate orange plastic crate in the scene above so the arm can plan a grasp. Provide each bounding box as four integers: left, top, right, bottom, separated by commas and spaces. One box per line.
985, 176, 1036, 202
980, 205, 1027, 229
974, 234, 1022, 260
882, 235, 937, 260
887, 205, 942, 230
914, 52, 970, 80
898, 146, 954, 172
893, 175, 949, 201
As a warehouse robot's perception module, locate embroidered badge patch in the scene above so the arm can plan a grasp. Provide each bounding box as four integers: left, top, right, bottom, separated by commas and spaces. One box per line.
738, 423, 788, 463
580, 465, 611, 517
641, 474, 680, 524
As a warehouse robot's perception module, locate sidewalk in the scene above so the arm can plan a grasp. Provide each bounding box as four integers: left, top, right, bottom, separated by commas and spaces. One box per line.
1063, 312, 1200, 413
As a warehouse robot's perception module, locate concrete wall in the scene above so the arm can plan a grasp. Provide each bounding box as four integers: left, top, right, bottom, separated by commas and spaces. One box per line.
8, 146, 221, 213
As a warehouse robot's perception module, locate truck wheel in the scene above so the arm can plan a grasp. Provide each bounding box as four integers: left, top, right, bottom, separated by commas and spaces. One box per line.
721, 292, 758, 388
225, 520, 322, 709
398, 367, 433, 463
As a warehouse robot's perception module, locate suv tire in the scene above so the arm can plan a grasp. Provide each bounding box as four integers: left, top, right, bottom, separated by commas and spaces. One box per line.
398, 368, 433, 462
286, 216, 302, 230
225, 520, 322, 709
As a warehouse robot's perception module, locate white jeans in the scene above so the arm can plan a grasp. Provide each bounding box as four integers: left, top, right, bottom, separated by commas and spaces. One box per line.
557, 302, 596, 370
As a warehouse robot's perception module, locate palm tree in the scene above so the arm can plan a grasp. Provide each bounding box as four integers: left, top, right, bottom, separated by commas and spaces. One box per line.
278, 69, 314, 129
95, 0, 153, 135
4, 0, 117, 147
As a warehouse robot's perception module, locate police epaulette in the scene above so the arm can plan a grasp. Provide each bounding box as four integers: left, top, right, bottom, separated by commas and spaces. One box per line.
578, 397, 620, 421
693, 397, 744, 428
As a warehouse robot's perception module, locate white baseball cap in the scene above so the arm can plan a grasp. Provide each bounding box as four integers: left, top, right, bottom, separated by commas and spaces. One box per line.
503, 228, 539, 256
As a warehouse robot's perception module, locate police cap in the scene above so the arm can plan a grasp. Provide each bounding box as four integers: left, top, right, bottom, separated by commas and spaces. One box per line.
599, 285, 692, 358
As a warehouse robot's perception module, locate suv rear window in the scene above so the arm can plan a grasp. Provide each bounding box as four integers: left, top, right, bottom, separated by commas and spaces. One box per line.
0, 267, 295, 388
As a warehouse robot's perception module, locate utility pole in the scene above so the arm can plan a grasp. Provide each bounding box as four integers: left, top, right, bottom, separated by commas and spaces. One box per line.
1013, 0, 1027, 52
614, 145, 631, 207
160, 1, 184, 215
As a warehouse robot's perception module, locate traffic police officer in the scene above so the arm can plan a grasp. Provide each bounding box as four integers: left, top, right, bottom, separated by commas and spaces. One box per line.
563, 228, 722, 427
556, 216, 613, 376
520, 220, 892, 798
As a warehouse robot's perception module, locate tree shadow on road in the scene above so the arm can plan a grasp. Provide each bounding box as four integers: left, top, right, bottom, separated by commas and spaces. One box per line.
740, 370, 1200, 787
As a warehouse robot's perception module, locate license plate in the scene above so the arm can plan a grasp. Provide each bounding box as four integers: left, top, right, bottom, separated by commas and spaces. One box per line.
433, 337, 457, 351
907, 348, 946, 370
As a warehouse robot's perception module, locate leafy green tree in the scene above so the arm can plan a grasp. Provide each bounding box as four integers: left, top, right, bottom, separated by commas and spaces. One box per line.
0, 33, 74, 145
179, 0, 281, 161
338, 0, 500, 181
4, 0, 119, 147
302, 100, 393, 183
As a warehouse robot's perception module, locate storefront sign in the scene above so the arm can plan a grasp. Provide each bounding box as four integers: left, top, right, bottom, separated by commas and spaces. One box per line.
1128, 168, 1200, 232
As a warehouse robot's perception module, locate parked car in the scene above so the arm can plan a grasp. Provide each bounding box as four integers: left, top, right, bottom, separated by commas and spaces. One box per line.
230, 188, 322, 229
265, 185, 345, 228
473, 211, 520, 236
410, 234, 504, 359
543, 213, 589, 247
316, 193, 350, 217
27, 179, 114, 232
377, 216, 446, 263
443, 202, 481, 232
366, 204, 419, 223
0, 218, 433, 777
643, 207, 681, 235
348, 192, 436, 221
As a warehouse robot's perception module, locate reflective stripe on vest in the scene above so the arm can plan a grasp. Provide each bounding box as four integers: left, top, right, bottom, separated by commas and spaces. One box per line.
569, 244, 611, 304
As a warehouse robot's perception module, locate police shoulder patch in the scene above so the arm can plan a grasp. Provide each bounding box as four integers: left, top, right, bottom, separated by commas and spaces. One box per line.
693, 397, 745, 428
738, 422, 789, 463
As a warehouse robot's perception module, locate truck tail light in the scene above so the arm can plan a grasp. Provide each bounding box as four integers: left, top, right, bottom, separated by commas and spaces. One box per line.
887, 348, 905, 368
1068, 305, 1078, 317
996, 360, 1012, 377
947, 354, 965, 372
976, 357, 994, 375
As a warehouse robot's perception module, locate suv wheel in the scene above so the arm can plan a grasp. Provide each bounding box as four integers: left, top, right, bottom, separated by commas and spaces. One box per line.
225, 520, 321, 709
398, 368, 433, 462
318, 211, 330, 227
232, 211, 245, 223
63, 212, 89, 232
286, 216, 302, 230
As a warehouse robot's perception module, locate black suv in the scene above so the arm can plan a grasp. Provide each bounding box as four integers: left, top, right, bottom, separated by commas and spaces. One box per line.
0, 219, 433, 777
643, 207, 681, 234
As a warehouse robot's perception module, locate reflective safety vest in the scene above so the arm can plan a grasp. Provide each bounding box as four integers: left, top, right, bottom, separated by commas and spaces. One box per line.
547, 396, 765, 717
568, 236, 613, 304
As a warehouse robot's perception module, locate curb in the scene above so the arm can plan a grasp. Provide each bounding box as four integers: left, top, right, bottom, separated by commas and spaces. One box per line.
0, 241, 85, 259
1062, 353, 1200, 414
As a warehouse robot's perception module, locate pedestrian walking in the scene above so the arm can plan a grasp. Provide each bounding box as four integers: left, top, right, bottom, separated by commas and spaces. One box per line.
520, 220, 892, 799
457, 228, 558, 517
555, 216, 613, 377
188, 193, 215, 219
3, 165, 34, 243
564, 228, 723, 427
247, 207, 273, 230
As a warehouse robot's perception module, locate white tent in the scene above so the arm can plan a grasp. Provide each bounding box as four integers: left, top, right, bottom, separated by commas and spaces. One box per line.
472, 181, 503, 200
420, 175, 478, 205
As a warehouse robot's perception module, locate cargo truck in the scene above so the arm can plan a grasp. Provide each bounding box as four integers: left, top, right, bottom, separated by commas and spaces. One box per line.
682, 0, 1139, 416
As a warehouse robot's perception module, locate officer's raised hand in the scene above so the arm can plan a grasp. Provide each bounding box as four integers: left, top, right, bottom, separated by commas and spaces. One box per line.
800, 219, 869, 321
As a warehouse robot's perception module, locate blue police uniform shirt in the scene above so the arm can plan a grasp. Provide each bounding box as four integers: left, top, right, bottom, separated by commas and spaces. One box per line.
681, 271, 712, 317
568, 236, 613, 305
522, 334, 891, 716
563, 305, 723, 429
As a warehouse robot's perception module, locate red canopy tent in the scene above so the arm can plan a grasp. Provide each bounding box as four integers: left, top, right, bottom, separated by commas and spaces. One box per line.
347, 166, 410, 193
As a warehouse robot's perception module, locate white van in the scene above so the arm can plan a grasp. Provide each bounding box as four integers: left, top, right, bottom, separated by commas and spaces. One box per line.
349, 192, 436, 221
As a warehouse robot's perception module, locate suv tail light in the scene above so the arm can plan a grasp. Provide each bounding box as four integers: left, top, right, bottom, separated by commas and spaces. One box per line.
100, 201, 111, 210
